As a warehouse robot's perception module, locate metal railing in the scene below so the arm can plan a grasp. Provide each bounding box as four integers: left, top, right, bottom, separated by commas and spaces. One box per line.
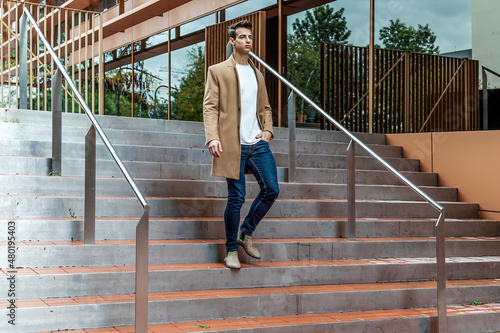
22, 7, 150, 333
250, 51, 448, 332
1, 0, 104, 115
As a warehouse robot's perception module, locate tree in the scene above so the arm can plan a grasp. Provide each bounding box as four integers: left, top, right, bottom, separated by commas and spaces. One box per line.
292, 5, 351, 47
288, 5, 351, 120
379, 19, 439, 54
170, 46, 205, 122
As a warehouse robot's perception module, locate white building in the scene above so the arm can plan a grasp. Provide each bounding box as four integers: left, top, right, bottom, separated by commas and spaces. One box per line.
472, 0, 500, 88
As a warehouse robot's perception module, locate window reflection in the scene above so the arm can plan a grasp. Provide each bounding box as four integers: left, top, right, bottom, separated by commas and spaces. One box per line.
225, 0, 276, 20
170, 41, 205, 121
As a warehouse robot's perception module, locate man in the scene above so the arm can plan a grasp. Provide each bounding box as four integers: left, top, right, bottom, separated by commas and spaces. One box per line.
203, 20, 279, 269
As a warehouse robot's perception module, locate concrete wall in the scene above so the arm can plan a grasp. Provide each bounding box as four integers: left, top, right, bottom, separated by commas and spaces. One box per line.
386, 131, 500, 220
472, 0, 500, 88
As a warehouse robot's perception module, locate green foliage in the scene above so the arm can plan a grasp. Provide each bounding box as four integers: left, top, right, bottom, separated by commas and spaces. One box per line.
288, 5, 351, 119
170, 46, 205, 122
379, 19, 439, 54
471, 301, 483, 306
292, 5, 351, 47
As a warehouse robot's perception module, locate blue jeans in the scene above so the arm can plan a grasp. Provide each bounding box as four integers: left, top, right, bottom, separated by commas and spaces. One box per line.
224, 140, 279, 252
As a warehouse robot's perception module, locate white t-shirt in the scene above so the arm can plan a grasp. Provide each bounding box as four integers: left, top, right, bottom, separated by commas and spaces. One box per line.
236, 63, 262, 145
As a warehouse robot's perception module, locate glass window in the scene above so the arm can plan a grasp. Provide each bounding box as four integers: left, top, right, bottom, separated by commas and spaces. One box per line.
169, 41, 205, 121
132, 52, 169, 119
181, 14, 215, 36
146, 30, 169, 49
225, 0, 276, 21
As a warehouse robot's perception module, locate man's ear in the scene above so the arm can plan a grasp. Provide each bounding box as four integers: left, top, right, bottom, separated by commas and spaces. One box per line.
229, 37, 235, 46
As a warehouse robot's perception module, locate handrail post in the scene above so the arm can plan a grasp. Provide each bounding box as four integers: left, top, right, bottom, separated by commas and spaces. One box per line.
436, 211, 447, 332
84, 125, 96, 244
347, 140, 356, 240
52, 69, 62, 175
288, 91, 296, 182
19, 12, 28, 110
482, 67, 488, 130
135, 207, 150, 332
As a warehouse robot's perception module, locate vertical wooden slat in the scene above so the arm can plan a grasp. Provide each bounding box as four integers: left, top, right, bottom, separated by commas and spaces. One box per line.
353, 47, 358, 132
98, 12, 103, 115
49, 5, 54, 111
57, 7, 61, 111
64, 8, 68, 113
91, 10, 95, 114
78, 11, 82, 113
384, 49, 389, 133
36, 5, 40, 110
339, 45, 344, 128
448, 57, 452, 131
43, 4, 48, 111
374, 48, 379, 133
417, 54, 421, 131
424, 55, 429, 131
84, 12, 88, 107
334, 44, 338, 130
28, 3, 32, 110
71, 10, 75, 113
7, 2, 11, 108
431, 56, 435, 130
167, 28, 171, 120
1, 2, 4, 107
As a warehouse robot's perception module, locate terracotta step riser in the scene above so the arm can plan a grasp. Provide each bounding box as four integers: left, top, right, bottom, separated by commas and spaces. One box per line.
10, 240, 500, 267
0, 108, 387, 144
169, 314, 500, 333
0, 176, 457, 202
3, 286, 499, 332
4, 219, 499, 242
6, 260, 500, 298
1, 196, 478, 219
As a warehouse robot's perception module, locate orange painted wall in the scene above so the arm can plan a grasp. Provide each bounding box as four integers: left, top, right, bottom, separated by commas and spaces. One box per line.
386, 131, 500, 220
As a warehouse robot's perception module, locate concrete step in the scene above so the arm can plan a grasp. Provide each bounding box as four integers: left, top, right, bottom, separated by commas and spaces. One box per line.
0, 195, 478, 219
9, 237, 500, 267
0, 124, 400, 157
66, 305, 500, 333
0, 108, 387, 144
2, 218, 498, 242
0, 139, 417, 172
0, 155, 438, 187
0, 175, 457, 202
6, 281, 500, 332
3, 257, 500, 298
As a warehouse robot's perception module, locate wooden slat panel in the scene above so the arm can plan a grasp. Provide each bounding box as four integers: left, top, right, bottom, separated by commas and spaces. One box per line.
321, 42, 479, 133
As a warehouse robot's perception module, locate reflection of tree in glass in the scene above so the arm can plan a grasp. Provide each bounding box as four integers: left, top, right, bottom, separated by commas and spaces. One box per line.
102, 40, 160, 117
288, 5, 351, 121
170, 46, 205, 122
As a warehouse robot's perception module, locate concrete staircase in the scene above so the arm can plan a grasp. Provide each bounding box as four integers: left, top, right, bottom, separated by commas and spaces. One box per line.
0, 108, 499, 332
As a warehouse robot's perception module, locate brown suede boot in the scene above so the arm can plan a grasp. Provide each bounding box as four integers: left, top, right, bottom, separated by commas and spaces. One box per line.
224, 251, 241, 269
237, 229, 261, 259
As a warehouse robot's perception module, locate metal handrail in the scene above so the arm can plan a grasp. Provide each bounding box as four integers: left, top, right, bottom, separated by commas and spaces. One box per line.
249, 51, 448, 332
22, 7, 150, 333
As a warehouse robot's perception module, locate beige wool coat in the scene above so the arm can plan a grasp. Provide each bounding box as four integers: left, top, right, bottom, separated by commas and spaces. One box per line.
203, 54, 274, 179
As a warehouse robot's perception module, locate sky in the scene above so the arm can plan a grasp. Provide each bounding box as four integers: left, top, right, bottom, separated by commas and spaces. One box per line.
288, 0, 472, 54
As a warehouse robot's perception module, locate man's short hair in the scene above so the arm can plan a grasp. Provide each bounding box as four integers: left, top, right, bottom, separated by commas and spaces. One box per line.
228, 20, 252, 39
